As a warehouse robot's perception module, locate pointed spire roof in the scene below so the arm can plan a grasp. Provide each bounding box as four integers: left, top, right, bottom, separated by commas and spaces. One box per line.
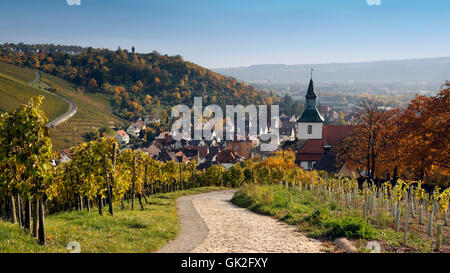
305, 79, 317, 99
297, 76, 324, 123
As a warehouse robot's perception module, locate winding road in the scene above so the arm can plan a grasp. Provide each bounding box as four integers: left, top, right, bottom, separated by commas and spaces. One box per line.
157, 190, 324, 253
29, 71, 78, 127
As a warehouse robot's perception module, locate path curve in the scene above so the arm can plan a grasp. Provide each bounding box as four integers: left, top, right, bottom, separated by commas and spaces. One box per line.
157, 190, 323, 253
29, 71, 78, 127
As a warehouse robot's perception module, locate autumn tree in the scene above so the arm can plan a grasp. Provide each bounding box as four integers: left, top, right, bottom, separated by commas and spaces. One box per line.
337, 98, 399, 180
395, 83, 450, 183
88, 78, 98, 89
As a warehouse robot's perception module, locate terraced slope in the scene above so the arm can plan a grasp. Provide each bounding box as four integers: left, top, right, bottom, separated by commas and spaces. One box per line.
40, 73, 126, 150
0, 63, 68, 122
0, 62, 37, 83
0, 62, 126, 151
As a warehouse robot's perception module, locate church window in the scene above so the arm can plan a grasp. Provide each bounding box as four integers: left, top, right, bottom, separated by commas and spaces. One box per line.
308, 125, 312, 134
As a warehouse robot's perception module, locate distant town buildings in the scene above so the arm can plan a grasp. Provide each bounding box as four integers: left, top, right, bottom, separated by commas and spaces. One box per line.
57, 77, 354, 176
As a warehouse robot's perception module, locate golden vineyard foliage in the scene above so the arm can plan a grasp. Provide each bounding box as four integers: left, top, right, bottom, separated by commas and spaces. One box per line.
0, 96, 54, 244
0, 96, 53, 200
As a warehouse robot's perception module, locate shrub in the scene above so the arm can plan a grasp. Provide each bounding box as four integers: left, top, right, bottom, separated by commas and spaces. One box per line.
328, 216, 376, 239
329, 202, 338, 211
305, 208, 330, 225
281, 212, 297, 224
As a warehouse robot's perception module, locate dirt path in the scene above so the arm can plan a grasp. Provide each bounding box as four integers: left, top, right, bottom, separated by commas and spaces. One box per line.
28, 71, 41, 86
158, 190, 323, 253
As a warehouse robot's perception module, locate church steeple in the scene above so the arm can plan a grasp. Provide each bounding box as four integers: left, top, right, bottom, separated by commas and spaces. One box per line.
305, 79, 317, 108
296, 71, 324, 140
306, 67, 317, 99
297, 70, 324, 123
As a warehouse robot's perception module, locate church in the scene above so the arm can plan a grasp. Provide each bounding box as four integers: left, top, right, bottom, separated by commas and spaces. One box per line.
293, 77, 353, 171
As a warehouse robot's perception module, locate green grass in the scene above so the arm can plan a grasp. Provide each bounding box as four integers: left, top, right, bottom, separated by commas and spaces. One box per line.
0, 187, 226, 253
0, 62, 126, 150
0, 62, 37, 84
0, 73, 68, 122
232, 184, 447, 253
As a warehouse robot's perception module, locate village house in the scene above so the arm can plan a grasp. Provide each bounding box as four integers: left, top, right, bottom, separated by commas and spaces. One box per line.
139, 143, 161, 158
115, 130, 130, 145
144, 114, 161, 124
226, 138, 256, 159
60, 148, 72, 163
216, 149, 242, 169
126, 120, 146, 138
155, 131, 175, 147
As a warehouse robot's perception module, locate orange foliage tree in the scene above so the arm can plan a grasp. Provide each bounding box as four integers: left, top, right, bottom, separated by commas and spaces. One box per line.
338, 83, 449, 185
394, 83, 449, 182
337, 99, 399, 179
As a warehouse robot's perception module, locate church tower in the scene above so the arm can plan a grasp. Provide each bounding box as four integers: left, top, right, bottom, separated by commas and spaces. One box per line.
297, 72, 324, 140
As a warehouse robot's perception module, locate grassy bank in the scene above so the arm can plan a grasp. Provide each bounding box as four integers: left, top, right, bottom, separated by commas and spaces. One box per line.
0, 187, 225, 253
232, 184, 449, 253
0, 63, 68, 122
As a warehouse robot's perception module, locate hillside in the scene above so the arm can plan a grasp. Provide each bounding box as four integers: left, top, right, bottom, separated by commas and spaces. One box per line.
212, 57, 450, 85
0, 43, 279, 121
0, 62, 68, 122
40, 72, 126, 150
0, 62, 125, 151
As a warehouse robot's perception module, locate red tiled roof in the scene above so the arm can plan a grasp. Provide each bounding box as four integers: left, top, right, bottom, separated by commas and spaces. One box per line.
142, 144, 161, 157
296, 125, 354, 163
62, 148, 72, 158
117, 130, 128, 137
299, 139, 323, 153
216, 149, 241, 164
322, 125, 353, 153
175, 151, 189, 162
298, 125, 354, 155
199, 145, 209, 158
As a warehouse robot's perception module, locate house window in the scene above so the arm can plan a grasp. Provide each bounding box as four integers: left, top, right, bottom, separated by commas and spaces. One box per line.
308, 161, 313, 169
308, 125, 312, 134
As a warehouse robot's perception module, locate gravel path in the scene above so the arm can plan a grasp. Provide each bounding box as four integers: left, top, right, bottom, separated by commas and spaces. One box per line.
158, 190, 323, 253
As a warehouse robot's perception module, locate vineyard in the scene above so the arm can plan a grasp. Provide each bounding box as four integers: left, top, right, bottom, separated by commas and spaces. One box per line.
234, 152, 450, 252
0, 96, 242, 248
0, 96, 448, 252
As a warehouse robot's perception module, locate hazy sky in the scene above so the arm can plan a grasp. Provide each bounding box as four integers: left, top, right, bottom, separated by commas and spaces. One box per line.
1, 0, 449, 68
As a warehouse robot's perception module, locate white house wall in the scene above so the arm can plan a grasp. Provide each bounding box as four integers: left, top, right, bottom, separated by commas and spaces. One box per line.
297, 122, 323, 140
